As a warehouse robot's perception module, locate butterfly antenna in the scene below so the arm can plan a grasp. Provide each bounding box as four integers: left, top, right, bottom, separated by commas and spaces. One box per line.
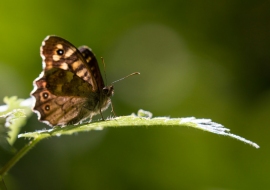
111, 72, 140, 84
101, 57, 108, 85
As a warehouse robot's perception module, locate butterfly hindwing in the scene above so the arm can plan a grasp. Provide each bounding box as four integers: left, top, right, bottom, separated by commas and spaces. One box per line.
79, 46, 105, 92
31, 68, 100, 126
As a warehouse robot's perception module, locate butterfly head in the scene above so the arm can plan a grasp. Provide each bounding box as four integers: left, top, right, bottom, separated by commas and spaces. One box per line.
103, 85, 114, 97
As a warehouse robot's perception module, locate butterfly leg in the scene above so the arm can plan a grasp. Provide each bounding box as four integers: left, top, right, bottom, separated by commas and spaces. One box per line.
99, 108, 105, 121
110, 102, 117, 117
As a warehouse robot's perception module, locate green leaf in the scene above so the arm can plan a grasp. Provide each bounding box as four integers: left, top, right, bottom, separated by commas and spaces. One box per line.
0, 117, 12, 152
1, 109, 259, 178
0, 97, 32, 151
18, 109, 259, 149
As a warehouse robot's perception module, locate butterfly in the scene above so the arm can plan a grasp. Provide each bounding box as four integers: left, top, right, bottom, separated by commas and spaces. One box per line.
31, 35, 118, 127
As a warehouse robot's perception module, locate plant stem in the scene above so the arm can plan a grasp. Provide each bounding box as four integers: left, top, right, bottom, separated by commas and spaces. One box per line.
0, 136, 44, 177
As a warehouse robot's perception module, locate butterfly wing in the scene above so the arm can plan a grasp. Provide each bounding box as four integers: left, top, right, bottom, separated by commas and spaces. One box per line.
78, 46, 105, 92
78, 46, 113, 117
31, 36, 106, 126
31, 70, 96, 126
41, 36, 100, 91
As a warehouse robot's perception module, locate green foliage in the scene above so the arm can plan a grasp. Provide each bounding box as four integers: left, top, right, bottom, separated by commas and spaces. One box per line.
0, 97, 32, 152
18, 109, 259, 148
0, 97, 260, 186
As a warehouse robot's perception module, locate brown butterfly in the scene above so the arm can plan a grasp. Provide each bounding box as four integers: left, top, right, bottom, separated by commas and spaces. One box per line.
31, 35, 138, 127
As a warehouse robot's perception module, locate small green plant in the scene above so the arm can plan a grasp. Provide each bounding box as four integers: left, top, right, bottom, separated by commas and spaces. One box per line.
0, 96, 259, 189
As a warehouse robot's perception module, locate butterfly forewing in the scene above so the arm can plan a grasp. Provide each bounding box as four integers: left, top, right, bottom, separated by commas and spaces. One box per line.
41, 36, 99, 91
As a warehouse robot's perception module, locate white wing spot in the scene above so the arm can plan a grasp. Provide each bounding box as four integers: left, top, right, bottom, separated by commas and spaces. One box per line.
65, 49, 74, 58
53, 55, 61, 61
72, 61, 81, 70
86, 56, 92, 62
56, 44, 63, 49
77, 68, 87, 78
59, 62, 68, 70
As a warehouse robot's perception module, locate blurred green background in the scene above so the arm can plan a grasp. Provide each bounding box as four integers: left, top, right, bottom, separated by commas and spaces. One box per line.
0, 0, 269, 189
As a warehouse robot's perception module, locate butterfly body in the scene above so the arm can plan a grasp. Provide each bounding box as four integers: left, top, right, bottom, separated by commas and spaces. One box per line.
31, 36, 113, 127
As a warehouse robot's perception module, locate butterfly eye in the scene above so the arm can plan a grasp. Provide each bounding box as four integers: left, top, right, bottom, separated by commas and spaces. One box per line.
103, 86, 114, 96
57, 49, 64, 55
103, 88, 109, 94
